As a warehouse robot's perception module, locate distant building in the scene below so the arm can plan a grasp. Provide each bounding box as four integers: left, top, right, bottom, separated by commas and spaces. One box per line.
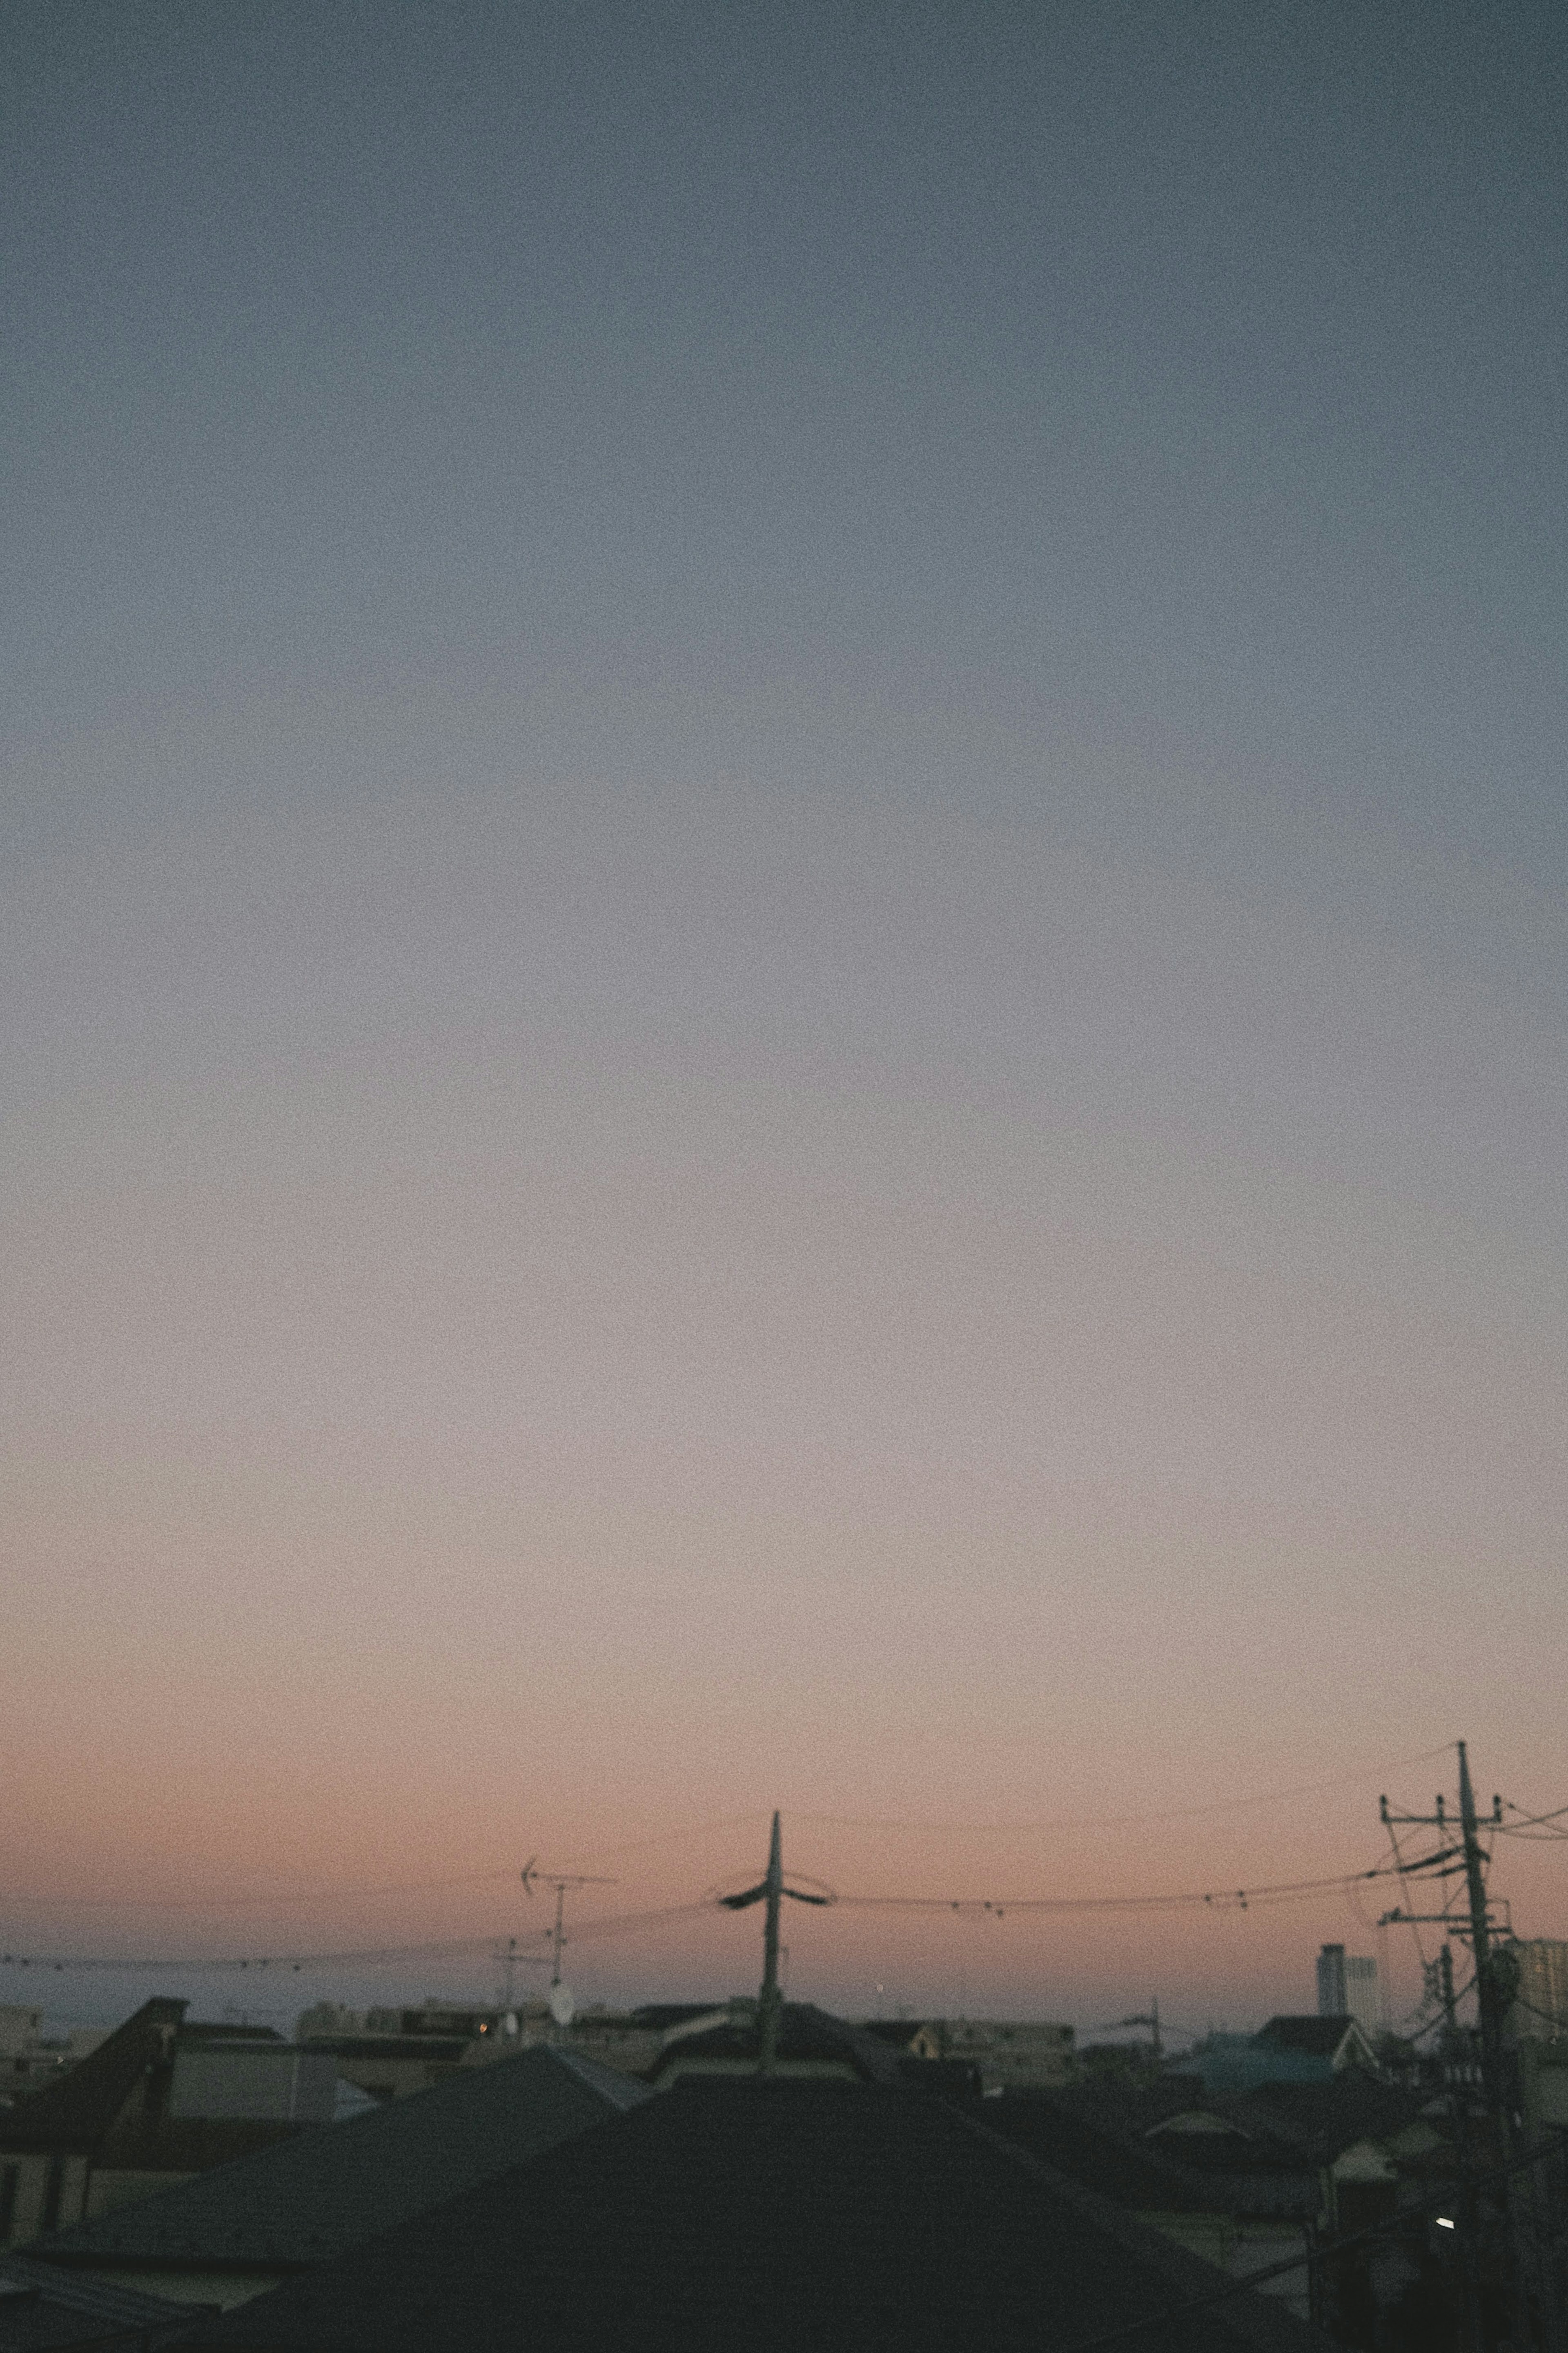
296, 1998, 699, 2094
1508, 1938, 1568, 2041
287, 2033, 473, 2104
0, 2011, 45, 2060
1316, 1945, 1381, 2039
0, 2002, 372, 2246
1189, 2016, 1379, 2094
906, 2018, 1076, 2093
0, 2009, 109, 2104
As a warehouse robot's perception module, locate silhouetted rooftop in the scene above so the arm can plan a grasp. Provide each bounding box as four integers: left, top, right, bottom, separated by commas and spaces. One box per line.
0, 2251, 192, 2351
32, 2045, 644, 2277
181, 2079, 1336, 2351
0, 2002, 187, 2157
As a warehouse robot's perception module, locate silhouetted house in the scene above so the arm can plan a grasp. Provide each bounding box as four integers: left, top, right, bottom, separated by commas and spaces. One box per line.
856, 2017, 1075, 2091
26, 2045, 645, 2318
1038, 2070, 1461, 2343
0, 2250, 193, 2351
1190, 2016, 1379, 2094
1256, 2018, 1379, 2072
646, 2001, 906, 2088
985, 2088, 1320, 2323
1217, 2076, 1446, 2234
176, 2078, 1336, 2351
0, 2003, 335, 2248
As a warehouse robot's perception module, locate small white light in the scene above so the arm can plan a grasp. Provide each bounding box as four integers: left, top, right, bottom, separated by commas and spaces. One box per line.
1437, 2217, 1456, 2230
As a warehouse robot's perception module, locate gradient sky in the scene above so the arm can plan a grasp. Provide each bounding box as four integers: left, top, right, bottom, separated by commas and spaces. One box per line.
3, 1, 1566, 2037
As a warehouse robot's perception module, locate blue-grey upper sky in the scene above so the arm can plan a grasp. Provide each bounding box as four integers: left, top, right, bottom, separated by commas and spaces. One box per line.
4, 2, 1566, 2024
7, 0, 1566, 869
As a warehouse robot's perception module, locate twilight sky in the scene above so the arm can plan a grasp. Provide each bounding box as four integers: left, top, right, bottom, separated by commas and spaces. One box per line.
3, 0, 1566, 2036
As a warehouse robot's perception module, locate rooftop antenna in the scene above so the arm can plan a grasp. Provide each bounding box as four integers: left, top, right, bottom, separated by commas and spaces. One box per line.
1099, 1999, 1162, 2063
495, 1935, 551, 2014
719, 1813, 831, 2076
520, 1860, 617, 2034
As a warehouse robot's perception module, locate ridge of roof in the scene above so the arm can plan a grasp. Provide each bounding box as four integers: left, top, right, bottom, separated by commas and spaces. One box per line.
0, 1999, 187, 2155
651, 2000, 906, 2085
30, 2043, 646, 2274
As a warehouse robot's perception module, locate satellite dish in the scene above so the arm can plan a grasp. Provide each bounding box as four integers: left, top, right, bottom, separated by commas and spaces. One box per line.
548, 1982, 575, 2028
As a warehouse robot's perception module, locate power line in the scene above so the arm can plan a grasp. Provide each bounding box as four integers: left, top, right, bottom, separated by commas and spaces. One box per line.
0, 1787, 1536, 1976
0, 1900, 722, 1976
834, 1856, 1433, 1918
0, 1814, 774, 1914
792, 1743, 1454, 1836
0, 1868, 523, 1915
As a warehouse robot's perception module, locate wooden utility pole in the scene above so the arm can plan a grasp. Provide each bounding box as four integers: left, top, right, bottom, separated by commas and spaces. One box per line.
1381, 1742, 1515, 2351
719, 1812, 831, 2077
759, 1812, 784, 2076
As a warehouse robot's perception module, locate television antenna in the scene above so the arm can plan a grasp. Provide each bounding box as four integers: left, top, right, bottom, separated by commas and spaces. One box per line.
494, 1935, 550, 2012
520, 1860, 618, 1997
1097, 1999, 1162, 2063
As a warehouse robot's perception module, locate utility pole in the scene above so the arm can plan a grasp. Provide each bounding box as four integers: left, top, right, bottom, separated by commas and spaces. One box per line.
719, 1812, 831, 2078
1381, 1742, 1515, 2351
759, 1813, 783, 2075
1457, 1742, 1512, 2146
1439, 1943, 1458, 2040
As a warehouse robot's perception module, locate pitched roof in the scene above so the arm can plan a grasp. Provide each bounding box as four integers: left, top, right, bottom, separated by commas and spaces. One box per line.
981, 2092, 1218, 2212
31, 2046, 644, 2276
1254, 2016, 1364, 2059
987, 2089, 1322, 2218
625, 2004, 725, 2030
651, 2001, 906, 2085
0, 2002, 187, 2157
855, 2020, 925, 2048
1221, 2075, 1428, 2166
180, 2081, 1335, 2352
0, 2253, 193, 2351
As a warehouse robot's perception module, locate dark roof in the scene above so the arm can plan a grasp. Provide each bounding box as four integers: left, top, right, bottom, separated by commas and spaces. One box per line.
1222, 2075, 1429, 2166
94, 2117, 307, 2175
625, 2004, 724, 2030
651, 2001, 906, 2085
289, 2039, 469, 2065
855, 2020, 924, 2048
1254, 2016, 1361, 2058
31, 2046, 645, 2277
178, 2026, 285, 2046
0, 2003, 187, 2157
1040, 2080, 1309, 2178
0, 2254, 193, 2352
985, 2090, 1320, 2218
180, 2080, 1334, 2352
981, 2091, 1217, 2212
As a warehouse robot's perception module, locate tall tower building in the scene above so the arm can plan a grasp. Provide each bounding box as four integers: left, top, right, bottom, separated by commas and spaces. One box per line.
1510, 1939, 1568, 2039
1316, 1943, 1380, 2038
